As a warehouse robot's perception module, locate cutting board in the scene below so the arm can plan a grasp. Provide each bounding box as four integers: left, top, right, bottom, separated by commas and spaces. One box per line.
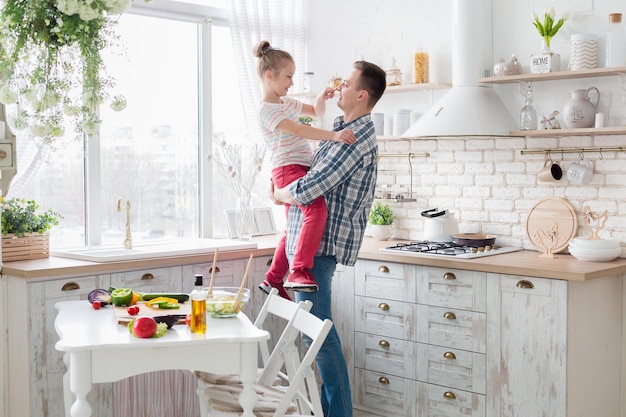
113, 302, 191, 326
526, 197, 578, 258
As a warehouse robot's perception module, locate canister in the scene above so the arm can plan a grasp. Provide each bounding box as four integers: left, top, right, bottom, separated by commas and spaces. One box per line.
392, 109, 411, 136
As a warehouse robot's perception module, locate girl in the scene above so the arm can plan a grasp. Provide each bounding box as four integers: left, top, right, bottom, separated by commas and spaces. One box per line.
253, 40, 355, 299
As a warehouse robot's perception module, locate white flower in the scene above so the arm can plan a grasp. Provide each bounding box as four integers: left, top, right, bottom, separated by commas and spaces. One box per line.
0, 86, 17, 105
30, 123, 52, 137
110, 95, 127, 111
77, 2, 101, 21
56, 0, 80, 16
106, 0, 132, 15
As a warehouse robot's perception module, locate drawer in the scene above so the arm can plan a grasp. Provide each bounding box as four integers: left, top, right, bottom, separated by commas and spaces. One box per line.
419, 267, 486, 312
418, 344, 486, 394
355, 260, 416, 302
111, 267, 182, 293
184, 260, 243, 290
417, 305, 486, 353
418, 383, 486, 417
500, 274, 553, 297
354, 332, 416, 380
354, 368, 416, 417
355, 296, 416, 340
43, 276, 98, 299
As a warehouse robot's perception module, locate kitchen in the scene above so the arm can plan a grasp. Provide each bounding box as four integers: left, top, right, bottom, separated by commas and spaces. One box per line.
1, 0, 626, 416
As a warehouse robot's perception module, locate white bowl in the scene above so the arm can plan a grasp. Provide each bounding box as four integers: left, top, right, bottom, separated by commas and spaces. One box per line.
569, 237, 619, 250
568, 246, 621, 262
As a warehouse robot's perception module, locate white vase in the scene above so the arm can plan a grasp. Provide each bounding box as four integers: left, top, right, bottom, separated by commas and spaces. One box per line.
370, 224, 392, 241
531, 38, 561, 73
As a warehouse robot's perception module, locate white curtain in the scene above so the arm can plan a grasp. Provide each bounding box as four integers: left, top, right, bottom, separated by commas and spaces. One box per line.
227, 0, 308, 141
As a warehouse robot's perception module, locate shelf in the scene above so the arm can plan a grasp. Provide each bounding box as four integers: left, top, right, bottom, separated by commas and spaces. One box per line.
510, 126, 626, 137
288, 82, 451, 99
478, 66, 626, 84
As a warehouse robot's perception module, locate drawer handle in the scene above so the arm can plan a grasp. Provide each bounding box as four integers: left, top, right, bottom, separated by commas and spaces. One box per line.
443, 351, 457, 360
0, 150, 7, 160
378, 377, 390, 385
378, 340, 390, 348
516, 280, 535, 289
443, 272, 456, 280
443, 391, 456, 400
378, 303, 390, 311
443, 311, 456, 320
378, 265, 390, 273
141, 273, 154, 280
209, 266, 221, 274
61, 282, 80, 291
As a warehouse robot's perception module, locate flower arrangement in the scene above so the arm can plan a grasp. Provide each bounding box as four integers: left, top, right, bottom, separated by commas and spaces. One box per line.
531, 6, 570, 49
368, 201, 394, 225
1, 197, 63, 237
0, 0, 152, 142
209, 133, 266, 199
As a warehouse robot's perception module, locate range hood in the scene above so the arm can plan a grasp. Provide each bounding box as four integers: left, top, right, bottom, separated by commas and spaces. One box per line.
401, 0, 517, 138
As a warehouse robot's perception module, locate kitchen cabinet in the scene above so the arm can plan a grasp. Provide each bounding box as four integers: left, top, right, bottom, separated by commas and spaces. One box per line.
1, 254, 275, 417
478, 66, 626, 138
348, 259, 625, 417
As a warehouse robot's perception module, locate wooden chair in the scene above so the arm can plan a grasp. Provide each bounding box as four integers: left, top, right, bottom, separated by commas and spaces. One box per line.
201, 307, 333, 417
195, 288, 312, 415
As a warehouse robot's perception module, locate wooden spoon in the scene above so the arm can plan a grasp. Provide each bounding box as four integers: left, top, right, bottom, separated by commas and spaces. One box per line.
234, 254, 253, 310
207, 248, 219, 297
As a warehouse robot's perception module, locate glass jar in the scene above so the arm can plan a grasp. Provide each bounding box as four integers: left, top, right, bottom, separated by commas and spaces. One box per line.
302, 71, 314, 93
413, 44, 429, 84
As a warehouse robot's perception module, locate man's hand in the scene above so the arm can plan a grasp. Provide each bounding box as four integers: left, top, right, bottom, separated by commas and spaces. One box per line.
273, 183, 297, 205
267, 181, 283, 205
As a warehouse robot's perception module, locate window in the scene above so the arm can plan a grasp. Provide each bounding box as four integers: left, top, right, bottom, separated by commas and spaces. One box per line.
5, 1, 261, 248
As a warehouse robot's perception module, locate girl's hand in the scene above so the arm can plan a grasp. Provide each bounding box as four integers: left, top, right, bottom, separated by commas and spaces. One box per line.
332, 129, 356, 145
318, 87, 337, 101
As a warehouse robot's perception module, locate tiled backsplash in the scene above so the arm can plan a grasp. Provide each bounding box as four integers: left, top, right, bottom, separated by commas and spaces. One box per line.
375, 135, 626, 251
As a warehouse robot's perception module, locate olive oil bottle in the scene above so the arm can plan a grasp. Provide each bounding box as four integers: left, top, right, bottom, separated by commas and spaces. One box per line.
190, 274, 207, 334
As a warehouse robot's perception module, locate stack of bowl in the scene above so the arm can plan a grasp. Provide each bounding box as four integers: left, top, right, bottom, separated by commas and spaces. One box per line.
568, 237, 621, 262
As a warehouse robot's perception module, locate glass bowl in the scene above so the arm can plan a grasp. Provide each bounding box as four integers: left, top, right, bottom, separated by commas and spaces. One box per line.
205, 287, 250, 318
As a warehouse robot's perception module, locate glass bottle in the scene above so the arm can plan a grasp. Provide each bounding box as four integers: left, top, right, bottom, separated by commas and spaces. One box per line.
413, 43, 429, 84
606, 13, 625, 67
190, 274, 206, 334
520, 86, 537, 130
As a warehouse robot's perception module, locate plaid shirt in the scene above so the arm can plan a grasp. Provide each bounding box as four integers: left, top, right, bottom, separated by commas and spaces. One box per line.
285, 113, 378, 266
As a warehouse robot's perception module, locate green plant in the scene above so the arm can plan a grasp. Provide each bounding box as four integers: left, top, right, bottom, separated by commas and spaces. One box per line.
1, 197, 63, 237
368, 201, 394, 225
531, 6, 569, 49
0, 0, 152, 142
297, 116, 314, 125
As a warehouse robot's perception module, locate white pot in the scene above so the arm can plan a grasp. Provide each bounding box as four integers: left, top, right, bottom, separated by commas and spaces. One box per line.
370, 224, 392, 241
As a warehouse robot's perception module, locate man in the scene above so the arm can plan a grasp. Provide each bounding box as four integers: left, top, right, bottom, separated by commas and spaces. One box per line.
273, 60, 387, 417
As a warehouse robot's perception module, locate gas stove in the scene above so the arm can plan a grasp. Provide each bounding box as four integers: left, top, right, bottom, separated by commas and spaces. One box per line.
379, 241, 522, 259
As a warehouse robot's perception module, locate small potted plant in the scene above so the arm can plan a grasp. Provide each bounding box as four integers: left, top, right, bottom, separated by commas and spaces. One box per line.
368, 201, 394, 240
1, 197, 63, 261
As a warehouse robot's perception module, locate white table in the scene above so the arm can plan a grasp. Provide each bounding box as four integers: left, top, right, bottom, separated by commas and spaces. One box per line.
54, 300, 269, 417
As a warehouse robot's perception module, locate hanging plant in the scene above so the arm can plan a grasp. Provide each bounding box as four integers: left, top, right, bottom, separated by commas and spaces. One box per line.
0, 0, 152, 142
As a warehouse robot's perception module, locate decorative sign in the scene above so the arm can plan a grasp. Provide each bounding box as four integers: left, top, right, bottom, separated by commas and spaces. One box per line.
531, 52, 561, 73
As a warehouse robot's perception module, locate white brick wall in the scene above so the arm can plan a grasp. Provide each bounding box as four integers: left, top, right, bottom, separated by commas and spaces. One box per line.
377, 136, 626, 250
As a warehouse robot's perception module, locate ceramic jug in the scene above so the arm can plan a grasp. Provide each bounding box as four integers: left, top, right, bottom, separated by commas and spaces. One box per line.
562, 87, 600, 128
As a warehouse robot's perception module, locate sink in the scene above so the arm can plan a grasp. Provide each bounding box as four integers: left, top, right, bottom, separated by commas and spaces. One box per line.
51, 239, 258, 262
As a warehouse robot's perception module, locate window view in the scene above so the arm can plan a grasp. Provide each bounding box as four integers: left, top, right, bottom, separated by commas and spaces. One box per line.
5, 4, 277, 248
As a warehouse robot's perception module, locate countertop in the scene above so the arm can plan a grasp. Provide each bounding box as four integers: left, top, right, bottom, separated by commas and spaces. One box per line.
2, 235, 626, 282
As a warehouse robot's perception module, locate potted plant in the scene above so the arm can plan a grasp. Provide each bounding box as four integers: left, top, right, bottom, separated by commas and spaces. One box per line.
368, 201, 394, 240
1, 197, 63, 261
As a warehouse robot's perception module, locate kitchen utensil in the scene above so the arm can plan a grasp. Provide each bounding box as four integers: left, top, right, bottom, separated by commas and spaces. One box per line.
562, 87, 600, 128
538, 160, 563, 182
452, 233, 497, 246
421, 208, 459, 242
207, 248, 219, 296
234, 254, 253, 310
526, 198, 577, 258
114, 302, 191, 325
566, 159, 593, 184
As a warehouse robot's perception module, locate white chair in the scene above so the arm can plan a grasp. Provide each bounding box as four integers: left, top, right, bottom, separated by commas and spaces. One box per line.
201, 307, 333, 417
195, 288, 312, 415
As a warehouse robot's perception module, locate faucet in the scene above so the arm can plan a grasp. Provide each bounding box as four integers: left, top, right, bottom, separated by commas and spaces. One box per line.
116, 198, 132, 249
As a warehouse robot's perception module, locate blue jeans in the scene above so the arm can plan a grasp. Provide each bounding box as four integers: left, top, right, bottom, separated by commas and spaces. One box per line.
294, 255, 353, 417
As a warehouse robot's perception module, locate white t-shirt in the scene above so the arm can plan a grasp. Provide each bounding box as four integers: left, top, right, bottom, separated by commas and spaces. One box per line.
259, 96, 313, 168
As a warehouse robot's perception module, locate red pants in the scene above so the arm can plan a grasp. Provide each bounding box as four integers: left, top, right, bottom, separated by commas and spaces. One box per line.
266, 164, 328, 283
